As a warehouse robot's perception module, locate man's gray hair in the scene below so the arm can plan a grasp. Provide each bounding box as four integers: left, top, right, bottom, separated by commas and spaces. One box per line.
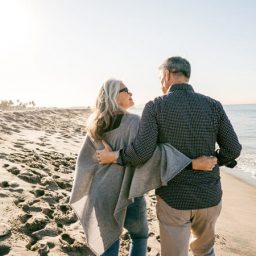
159, 56, 191, 79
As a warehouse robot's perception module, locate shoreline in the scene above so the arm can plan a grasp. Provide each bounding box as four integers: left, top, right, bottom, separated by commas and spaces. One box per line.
223, 167, 256, 188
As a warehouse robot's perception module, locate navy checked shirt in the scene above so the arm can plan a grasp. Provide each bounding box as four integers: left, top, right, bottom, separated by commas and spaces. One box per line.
118, 83, 242, 210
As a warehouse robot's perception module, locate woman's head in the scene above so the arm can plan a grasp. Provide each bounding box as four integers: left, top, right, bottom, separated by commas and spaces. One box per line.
96, 79, 134, 113
116, 82, 134, 110
87, 79, 134, 140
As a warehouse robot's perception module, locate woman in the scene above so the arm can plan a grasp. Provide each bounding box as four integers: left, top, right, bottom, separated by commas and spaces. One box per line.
69, 79, 216, 256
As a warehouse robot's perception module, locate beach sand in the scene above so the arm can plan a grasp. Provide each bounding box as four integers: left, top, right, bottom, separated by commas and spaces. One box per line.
0, 108, 255, 256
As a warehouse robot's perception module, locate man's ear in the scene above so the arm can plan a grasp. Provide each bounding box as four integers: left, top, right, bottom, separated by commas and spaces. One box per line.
165, 69, 171, 82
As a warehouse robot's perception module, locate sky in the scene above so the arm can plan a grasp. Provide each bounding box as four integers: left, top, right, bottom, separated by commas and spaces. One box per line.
0, 0, 256, 107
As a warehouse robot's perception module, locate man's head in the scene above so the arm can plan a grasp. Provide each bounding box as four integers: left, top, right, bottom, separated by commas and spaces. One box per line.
159, 56, 191, 94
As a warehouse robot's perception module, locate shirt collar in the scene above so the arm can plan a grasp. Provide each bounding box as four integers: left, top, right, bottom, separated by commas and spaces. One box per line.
168, 83, 194, 93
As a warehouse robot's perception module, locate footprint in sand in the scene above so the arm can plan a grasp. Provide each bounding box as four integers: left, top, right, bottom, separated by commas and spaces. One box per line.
0, 244, 11, 256
0, 191, 10, 198
37, 243, 50, 255
18, 172, 41, 184
33, 189, 45, 197
6, 166, 21, 175
0, 181, 9, 188
55, 178, 72, 191
7, 187, 24, 193
54, 207, 78, 226
59, 233, 93, 255
19, 213, 33, 224
23, 214, 57, 252
13, 142, 26, 148
215, 234, 227, 246
23, 124, 33, 129
20, 215, 48, 236
0, 153, 8, 159
0, 181, 23, 196
42, 208, 55, 219
39, 136, 48, 142
20, 202, 42, 213
1, 122, 13, 135
40, 177, 59, 191
10, 127, 21, 133
31, 222, 59, 240
60, 233, 75, 245
0, 223, 11, 238
63, 134, 72, 139
0, 224, 11, 255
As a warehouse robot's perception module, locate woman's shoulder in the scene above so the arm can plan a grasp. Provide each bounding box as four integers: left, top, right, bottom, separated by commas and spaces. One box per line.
122, 112, 140, 123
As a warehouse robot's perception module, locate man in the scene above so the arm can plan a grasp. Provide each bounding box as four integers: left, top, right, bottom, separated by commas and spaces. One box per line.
97, 56, 242, 255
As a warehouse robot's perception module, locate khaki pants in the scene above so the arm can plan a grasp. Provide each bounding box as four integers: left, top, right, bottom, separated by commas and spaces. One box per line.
156, 196, 222, 256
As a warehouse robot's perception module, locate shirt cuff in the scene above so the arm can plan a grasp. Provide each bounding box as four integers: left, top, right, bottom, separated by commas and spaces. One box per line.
186, 162, 193, 170
223, 160, 237, 168
116, 149, 124, 166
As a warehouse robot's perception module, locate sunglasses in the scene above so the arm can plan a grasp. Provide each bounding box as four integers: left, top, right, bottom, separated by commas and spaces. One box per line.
119, 87, 129, 93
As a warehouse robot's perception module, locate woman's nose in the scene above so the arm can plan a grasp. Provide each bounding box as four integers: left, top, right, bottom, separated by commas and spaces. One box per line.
129, 91, 132, 96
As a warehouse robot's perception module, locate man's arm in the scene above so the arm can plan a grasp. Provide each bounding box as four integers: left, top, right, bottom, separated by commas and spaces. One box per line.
97, 144, 218, 170
97, 100, 218, 171
96, 101, 158, 167
216, 102, 242, 166
118, 100, 221, 168
117, 101, 159, 166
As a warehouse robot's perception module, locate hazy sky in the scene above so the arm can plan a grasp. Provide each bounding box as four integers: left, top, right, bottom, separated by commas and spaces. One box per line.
0, 0, 255, 107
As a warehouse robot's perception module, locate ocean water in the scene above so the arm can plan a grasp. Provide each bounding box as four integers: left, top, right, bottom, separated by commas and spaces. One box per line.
130, 104, 256, 186
224, 105, 256, 185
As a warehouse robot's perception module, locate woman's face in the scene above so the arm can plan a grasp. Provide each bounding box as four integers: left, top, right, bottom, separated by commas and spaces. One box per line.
116, 83, 134, 110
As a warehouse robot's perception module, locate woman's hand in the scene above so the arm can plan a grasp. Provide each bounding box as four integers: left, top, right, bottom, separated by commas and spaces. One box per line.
192, 156, 217, 171
96, 141, 119, 164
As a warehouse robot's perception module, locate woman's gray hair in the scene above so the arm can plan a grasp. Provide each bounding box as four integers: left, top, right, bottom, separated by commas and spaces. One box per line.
86, 79, 124, 140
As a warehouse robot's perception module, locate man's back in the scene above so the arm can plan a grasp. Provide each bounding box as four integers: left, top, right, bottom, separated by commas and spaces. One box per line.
157, 84, 219, 158
153, 83, 241, 209
119, 83, 241, 210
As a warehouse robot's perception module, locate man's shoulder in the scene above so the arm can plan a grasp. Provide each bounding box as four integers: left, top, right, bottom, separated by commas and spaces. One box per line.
195, 91, 219, 102
194, 92, 223, 108
143, 95, 165, 113
145, 95, 166, 107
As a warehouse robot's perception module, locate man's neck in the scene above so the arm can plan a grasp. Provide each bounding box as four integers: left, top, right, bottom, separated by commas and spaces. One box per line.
172, 78, 188, 85
168, 80, 188, 92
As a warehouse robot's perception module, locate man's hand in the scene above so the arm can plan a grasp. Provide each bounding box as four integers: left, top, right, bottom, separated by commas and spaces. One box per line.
96, 141, 119, 164
192, 156, 217, 171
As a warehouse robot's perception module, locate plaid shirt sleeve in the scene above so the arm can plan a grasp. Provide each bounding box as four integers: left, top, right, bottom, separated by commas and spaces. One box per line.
216, 102, 242, 166
117, 100, 159, 166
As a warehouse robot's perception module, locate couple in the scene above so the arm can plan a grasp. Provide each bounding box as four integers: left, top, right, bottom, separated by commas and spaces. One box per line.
70, 56, 241, 256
